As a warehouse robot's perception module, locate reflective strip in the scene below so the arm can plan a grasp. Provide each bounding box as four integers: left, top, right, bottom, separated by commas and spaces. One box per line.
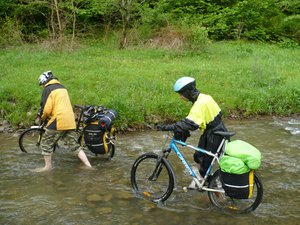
224, 184, 250, 189
85, 129, 102, 133
89, 143, 104, 146
248, 170, 254, 198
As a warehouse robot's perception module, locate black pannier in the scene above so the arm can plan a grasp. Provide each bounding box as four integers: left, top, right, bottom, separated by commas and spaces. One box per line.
81, 105, 117, 155
83, 122, 115, 155
220, 170, 254, 199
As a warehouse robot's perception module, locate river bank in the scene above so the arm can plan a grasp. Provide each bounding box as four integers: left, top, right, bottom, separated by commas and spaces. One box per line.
1, 114, 299, 135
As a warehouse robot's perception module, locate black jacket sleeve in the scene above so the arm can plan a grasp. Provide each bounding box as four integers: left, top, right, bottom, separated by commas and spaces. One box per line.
173, 118, 199, 132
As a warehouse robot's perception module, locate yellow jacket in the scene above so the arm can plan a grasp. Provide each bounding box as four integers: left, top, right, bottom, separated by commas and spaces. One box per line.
186, 93, 221, 131
40, 79, 76, 130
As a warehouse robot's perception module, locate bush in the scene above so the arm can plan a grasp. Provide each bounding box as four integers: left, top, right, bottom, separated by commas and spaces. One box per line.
0, 17, 23, 46
182, 24, 210, 51
280, 15, 300, 43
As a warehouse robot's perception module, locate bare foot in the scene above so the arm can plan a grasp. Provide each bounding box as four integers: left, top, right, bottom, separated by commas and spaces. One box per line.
32, 166, 52, 172
80, 165, 95, 170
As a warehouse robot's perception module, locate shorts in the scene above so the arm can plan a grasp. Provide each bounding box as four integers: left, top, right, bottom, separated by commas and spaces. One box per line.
41, 129, 80, 156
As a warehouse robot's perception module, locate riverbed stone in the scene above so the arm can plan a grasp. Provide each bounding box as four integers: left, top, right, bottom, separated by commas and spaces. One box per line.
87, 194, 102, 202
102, 193, 113, 202
95, 207, 113, 214
116, 192, 132, 200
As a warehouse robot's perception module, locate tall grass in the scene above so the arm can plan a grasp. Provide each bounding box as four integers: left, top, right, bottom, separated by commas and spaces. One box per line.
0, 41, 299, 130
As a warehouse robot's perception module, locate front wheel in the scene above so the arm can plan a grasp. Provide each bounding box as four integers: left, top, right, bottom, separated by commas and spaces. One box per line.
19, 128, 44, 153
208, 169, 263, 213
131, 152, 175, 203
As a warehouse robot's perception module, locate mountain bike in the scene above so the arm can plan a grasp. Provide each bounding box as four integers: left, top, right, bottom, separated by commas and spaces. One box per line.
130, 131, 263, 213
19, 105, 116, 159
18, 121, 50, 154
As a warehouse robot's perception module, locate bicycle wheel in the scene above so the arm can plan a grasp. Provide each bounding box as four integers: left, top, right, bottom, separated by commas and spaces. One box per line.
108, 144, 115, 159
208, 169, 263, 213
131, 152, 175, 203
19, 128, 43, 153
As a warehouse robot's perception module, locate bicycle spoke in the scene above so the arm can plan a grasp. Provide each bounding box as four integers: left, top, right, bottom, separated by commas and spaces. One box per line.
131, 153, 174, 203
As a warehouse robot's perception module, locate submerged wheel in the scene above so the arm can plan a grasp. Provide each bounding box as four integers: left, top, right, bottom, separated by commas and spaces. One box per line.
19, 128, 43, 153
131, 152, 175, 203
208, 169, 263, 213
108, 144, 115, 159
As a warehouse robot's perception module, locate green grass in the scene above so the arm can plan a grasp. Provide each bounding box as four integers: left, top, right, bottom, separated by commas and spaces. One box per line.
0, 41, 299, 130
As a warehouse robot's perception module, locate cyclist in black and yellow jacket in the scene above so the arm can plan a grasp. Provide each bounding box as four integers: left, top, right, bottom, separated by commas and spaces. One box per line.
34, 71, 92, 172
157, 77, 228, 189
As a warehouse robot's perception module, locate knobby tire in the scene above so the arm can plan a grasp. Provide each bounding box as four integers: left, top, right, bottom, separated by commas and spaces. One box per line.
131, 152, 175, 203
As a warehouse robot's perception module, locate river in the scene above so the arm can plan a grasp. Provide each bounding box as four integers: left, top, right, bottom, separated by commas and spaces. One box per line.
0, 117, 299, 225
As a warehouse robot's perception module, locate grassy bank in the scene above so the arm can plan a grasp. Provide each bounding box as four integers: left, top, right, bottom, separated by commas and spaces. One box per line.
0, 41, 299, 130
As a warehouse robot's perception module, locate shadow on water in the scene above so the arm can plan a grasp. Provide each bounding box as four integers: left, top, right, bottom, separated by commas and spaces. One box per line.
0, 117, 299, 225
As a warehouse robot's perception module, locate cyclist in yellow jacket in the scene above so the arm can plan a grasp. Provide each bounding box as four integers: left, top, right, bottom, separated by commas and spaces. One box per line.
157, 77, 228, 188
34, 71, 92, 172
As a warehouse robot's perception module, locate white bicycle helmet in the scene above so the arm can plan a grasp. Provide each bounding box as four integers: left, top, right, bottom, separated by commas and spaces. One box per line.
38, 71, 53, 86
174, 77, 195, 93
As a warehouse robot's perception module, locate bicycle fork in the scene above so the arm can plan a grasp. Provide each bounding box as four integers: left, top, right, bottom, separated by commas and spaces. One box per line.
148, 148, 171, 181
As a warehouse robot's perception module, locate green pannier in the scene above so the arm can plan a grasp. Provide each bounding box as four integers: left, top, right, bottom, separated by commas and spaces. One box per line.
219, 140, 261, 199
224, 140, 261, 170
220, 155, 250, 174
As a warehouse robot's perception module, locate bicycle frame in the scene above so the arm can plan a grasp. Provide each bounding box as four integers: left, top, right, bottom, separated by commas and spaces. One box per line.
166, 135, 228, 192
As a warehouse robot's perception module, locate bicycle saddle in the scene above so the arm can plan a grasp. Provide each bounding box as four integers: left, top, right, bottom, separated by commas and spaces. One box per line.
213, 131, 236, 139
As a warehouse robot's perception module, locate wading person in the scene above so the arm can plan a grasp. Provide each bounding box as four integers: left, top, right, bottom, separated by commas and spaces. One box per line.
34, 71, 92, 172
157, 76, 227, 189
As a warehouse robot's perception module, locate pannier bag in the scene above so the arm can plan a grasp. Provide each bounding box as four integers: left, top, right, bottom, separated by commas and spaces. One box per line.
225, 140, 261, 170
219, 139, 261, 199
220, 155, 250, 174
220, 170, 254, 199
81, 105, 117, 155
83, 121, 116, 155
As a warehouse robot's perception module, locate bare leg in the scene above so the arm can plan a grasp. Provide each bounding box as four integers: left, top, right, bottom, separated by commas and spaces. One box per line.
33, 155, 52, 172
77, 149, 92, 168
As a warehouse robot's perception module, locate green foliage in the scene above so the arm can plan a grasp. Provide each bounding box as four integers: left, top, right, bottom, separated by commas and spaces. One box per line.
280, 15, 300, 42
0, 0, 298, 44
0, 41, 299, 129
0, 17, 23, 46
180, 23, 210, 51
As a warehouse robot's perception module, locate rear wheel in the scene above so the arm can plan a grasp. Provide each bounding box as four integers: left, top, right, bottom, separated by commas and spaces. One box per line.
131, 152, 175, 203
208, 169, 263, 213
108, 144, 115, 159
19, 128, 43, 153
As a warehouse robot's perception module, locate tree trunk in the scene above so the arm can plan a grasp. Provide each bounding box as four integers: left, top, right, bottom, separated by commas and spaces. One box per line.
71, 0, 76, 48
119, 0, 132, 49
53, 0, 63, 43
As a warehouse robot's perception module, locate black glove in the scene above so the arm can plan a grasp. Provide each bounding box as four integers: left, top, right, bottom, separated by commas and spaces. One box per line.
174, 129, 190, 142
157, 124, 175, 131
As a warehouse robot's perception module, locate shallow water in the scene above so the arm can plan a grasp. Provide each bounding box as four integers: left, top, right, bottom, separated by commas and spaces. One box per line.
0, 117, 299, 225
